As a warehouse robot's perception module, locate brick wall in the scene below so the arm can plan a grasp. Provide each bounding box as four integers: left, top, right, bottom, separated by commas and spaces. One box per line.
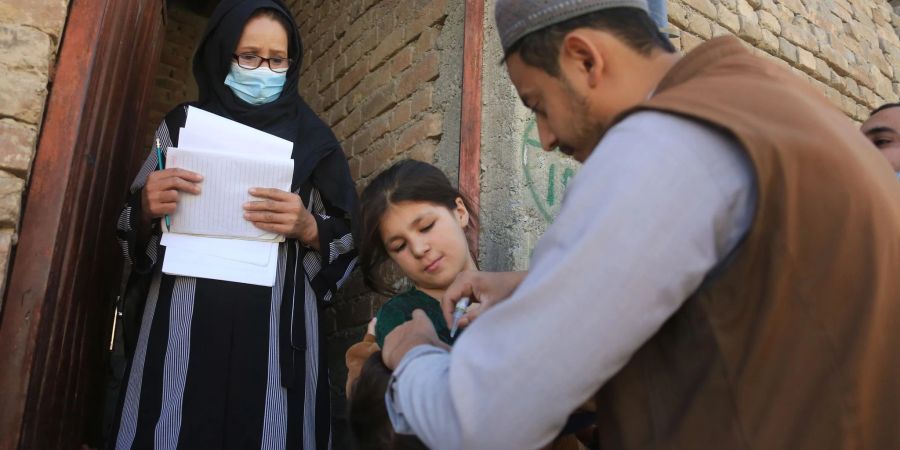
0, 0, 70, 304
287, 0, 457, 443
288, 0, 452, 357
141, 3, 206, 155
290, 0, 449, 184
668, 0, 900, 121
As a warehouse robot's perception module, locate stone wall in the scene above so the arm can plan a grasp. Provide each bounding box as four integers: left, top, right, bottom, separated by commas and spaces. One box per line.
0, 0, 70, 304
668, 0, 900, 121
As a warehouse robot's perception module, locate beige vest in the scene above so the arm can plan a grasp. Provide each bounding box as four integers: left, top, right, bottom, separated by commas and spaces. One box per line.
595, 36, 900, 450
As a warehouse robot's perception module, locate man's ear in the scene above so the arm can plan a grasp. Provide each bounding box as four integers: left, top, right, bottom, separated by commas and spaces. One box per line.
560, 30, 604, 88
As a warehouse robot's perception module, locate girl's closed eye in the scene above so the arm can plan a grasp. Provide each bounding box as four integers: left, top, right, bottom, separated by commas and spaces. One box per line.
421, 221, 435, 233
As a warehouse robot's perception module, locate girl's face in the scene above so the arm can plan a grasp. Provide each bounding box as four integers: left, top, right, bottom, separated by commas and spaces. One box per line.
379, 199, 476, 296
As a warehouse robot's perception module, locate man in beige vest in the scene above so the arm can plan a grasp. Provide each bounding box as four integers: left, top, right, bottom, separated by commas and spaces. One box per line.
381, 1, 900, 449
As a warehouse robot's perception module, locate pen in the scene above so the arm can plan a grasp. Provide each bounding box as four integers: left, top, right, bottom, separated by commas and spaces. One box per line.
155, 138, 171, 230
449, 297, 470, 338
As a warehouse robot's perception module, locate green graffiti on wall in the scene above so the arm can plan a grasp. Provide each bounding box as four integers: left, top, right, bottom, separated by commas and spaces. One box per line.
521, 117, 579, 222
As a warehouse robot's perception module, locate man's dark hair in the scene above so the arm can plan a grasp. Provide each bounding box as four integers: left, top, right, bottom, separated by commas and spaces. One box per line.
506, 7, 676, 77
348, 352, 428, 450
870, 103, 900, 117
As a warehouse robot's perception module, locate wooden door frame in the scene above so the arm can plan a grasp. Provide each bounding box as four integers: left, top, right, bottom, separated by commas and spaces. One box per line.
0, 0, 166, 447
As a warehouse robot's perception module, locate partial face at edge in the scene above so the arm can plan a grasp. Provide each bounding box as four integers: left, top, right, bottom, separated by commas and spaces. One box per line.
861, 107, 900, 172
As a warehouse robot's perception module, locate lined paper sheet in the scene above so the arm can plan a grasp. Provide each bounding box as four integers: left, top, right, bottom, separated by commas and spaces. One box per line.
161, 106, 295, 287
166, 147, 293, 241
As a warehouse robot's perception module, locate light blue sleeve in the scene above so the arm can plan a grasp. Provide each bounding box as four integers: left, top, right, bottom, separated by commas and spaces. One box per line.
386, 345, 460, 450
388, 111, 757, 449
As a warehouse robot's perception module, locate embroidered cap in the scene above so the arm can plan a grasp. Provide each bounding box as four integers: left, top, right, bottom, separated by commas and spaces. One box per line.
496, 0, 649, 54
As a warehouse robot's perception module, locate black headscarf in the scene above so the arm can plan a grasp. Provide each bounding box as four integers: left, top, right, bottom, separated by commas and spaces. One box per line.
184, 0, 356, 216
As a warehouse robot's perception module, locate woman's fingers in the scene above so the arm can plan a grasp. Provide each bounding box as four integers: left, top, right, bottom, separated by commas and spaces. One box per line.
162, 168, 203, 183
243, 211, 294, 224
152, 202, 178, 216
150, 173, 202, 195
242, 198, 293, 213
249, 221, 291, 234
152, 189, 178, 203
248, 187, 296, 202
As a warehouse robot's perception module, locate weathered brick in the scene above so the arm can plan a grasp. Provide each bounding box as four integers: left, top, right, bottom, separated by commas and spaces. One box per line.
0, 24, 52, 72
395, 113, 442, 153
337, 62, 367, 98
368, 27, 407, 71
416, 27, 441, 54
361, 88, 397, 122
0, 228, 13, 305
796, 47, 817, 74
0, 0, 67, 40
757, 10, 781, 33
0, 170, 25, 228
681, 0, 718, 20
667, 1, 690, 30
717, 4, 740, 33
410, 84, 434, 115
396, 51, 440, 101
408, 138, 437, 163
401, 0, 448, 42
0, 65, 47, 124
388, 99, 412, 131
737, 16, 763, 45
759, 29, 779, 54
0, 119, 36, 176
680, 32, 703, 52
391, 46, 415, 76
687, 15, 713, 39
778, 37, 799, 64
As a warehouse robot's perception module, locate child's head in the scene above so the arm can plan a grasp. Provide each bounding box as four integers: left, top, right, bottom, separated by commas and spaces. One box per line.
358, 160, 478, 296
348, 352, 427, 450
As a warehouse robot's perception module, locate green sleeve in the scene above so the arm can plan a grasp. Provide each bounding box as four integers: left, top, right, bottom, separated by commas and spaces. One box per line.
374, 302, 409, 348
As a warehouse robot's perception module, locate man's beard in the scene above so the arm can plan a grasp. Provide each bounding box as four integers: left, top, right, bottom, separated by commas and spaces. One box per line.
559, 76, 604, 160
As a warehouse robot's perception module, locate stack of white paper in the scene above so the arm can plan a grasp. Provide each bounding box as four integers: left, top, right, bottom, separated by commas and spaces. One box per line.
160, 106, 294, 286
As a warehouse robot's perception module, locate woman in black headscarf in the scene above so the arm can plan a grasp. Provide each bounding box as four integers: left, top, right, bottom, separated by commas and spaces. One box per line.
112, 1, 356, 448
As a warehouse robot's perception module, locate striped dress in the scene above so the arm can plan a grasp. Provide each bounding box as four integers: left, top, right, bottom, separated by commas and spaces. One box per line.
112, 115, 356, 450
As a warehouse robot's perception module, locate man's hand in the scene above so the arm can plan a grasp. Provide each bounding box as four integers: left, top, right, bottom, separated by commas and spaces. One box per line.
441, 271, 528, 329
243, 187, 320, 249
382, 310, 449, 370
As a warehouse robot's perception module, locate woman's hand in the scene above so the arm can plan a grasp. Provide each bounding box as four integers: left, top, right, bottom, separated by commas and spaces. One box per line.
141, 168, 203, 223
243, 187, 320, 249
441, 271, 528, 329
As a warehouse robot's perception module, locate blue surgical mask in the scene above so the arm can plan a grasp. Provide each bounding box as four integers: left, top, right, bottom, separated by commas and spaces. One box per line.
224, 63, 286, 105
896, 171, 900, 181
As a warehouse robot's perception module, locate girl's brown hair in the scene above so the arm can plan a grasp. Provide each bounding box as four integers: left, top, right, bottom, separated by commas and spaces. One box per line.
355, 160, 478, 295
